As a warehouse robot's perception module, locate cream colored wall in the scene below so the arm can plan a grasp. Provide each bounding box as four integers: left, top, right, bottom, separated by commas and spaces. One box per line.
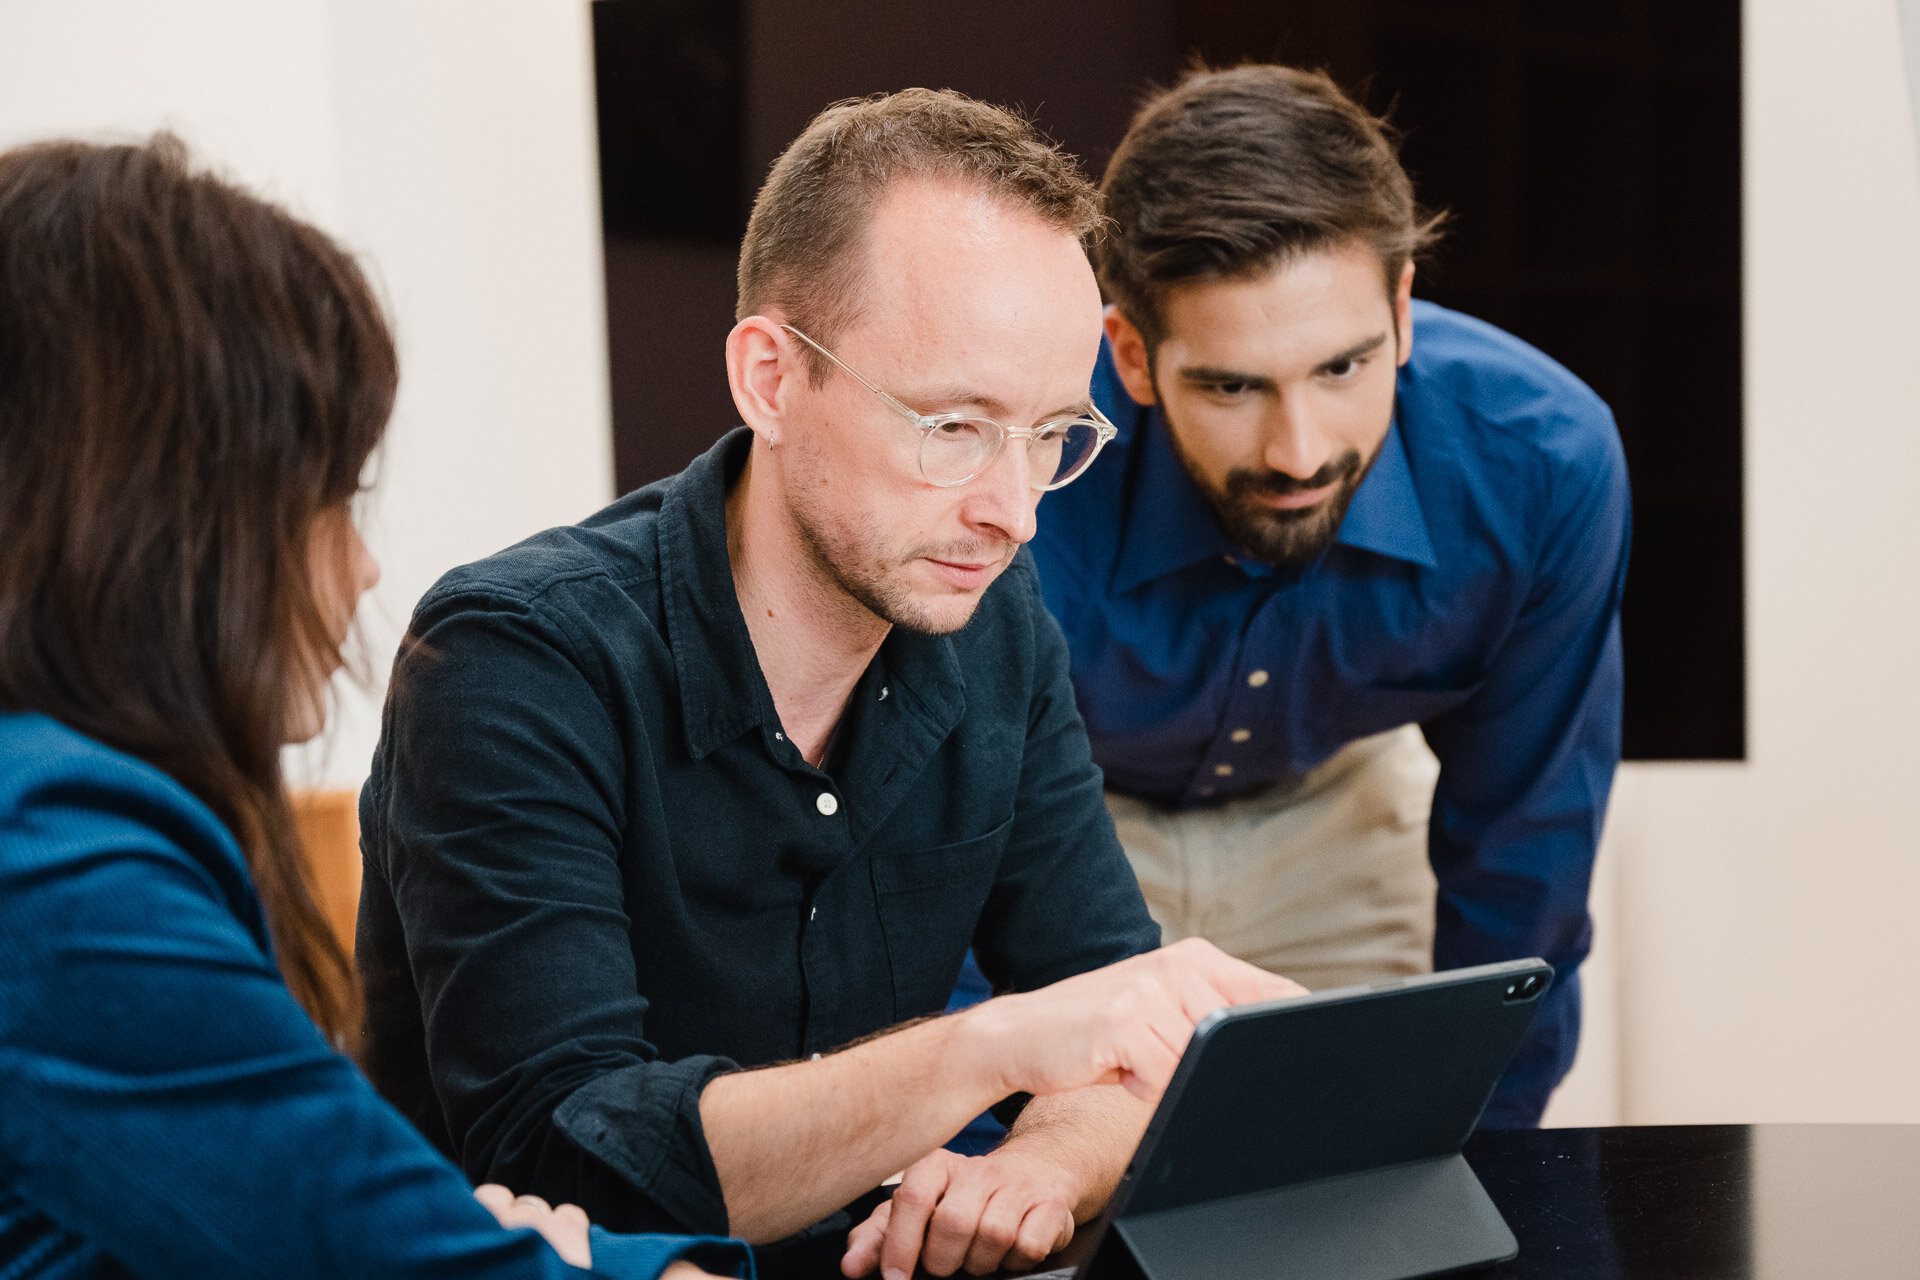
0, 0, 615, 791
1548, 0, 1920, 1127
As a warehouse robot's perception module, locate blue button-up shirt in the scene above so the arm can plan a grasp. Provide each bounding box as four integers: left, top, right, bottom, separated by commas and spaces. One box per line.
1033, 301, 1630, 1125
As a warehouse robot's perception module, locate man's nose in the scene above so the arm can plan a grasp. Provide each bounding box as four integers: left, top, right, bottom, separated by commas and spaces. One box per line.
963, 437, 1041, 545
1261, 397, 1336, 481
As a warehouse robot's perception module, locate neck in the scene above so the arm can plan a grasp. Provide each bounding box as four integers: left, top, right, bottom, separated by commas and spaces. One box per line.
727, 444, 890, 767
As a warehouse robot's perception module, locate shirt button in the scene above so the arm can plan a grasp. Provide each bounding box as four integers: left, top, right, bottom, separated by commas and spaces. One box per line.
816, 792, 839, 816
1230, 728, 1252, 743
1214, 763, 1234, 777
1247, 669, 1270, 688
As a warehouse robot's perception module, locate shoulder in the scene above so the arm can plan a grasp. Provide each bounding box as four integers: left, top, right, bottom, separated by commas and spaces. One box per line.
0, 712, 251, 909
1403, 301, 1627, 513
417, 482, 670, 625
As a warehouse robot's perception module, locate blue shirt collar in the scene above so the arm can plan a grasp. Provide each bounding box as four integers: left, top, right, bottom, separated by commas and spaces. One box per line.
1336, 412, 1438, 569
1113, 408, 1437, 596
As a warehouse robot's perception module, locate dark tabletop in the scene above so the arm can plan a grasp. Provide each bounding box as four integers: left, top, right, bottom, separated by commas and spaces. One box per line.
850, 1124, 1920, 1280
1464, 1124, 1920, 1279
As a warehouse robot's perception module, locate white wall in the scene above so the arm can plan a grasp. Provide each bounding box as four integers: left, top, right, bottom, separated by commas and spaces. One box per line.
1572, 0, 1920, 1126
0, 0, 616, 791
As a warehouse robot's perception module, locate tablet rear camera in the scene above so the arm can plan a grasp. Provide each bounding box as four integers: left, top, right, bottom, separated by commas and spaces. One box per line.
1503, 975, 1545, 1003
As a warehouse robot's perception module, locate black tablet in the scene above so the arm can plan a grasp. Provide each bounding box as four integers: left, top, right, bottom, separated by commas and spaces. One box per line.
1066, 958, 1554, 1280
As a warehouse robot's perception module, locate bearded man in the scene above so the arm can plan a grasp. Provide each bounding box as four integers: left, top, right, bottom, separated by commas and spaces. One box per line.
1032, 65, 1631, 1128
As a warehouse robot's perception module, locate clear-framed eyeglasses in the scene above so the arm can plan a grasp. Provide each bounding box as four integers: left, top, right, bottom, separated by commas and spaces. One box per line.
781, 324, 1118, 491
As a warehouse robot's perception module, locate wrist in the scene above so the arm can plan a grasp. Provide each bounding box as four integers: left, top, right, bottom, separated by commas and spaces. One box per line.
947, 993, 1024, 1101
1005, 1090, 1150, 1220
988, 1128, 1088, 1200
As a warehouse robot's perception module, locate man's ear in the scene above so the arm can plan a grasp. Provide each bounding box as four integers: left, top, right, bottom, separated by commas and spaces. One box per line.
726, 315, 796, 445
1104, 305, 1159, 406
1393, 260, 1415, 367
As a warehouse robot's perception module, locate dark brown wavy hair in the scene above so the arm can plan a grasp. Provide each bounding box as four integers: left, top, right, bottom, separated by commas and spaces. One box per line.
1098, 64, 1447, 350
0, 135, 396, 1047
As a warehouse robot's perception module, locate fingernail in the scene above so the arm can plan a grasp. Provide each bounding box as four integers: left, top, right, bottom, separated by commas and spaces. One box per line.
884, 1268, 907, 1280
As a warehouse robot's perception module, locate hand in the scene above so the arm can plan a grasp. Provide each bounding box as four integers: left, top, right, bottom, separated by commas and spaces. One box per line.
842, 1147, 1076, 1280
958, 937, 1307, 1103
661, 1265, 734, 1280
473, 1183, 592, 1268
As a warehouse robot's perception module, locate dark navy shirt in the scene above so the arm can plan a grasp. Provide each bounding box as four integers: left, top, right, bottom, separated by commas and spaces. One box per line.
358, 429, 1160, 1244
1033, 302, 1630, 1126
0, 711, 748, 1280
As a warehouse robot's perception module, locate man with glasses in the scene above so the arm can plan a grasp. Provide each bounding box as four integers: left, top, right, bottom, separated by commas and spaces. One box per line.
357, 89, 1301, 1280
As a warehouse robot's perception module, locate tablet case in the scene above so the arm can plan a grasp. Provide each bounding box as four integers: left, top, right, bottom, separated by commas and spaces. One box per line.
1079, 959, 1554, 1280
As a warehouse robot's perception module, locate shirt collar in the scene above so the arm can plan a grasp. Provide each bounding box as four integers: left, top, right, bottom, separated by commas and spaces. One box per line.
1112, 408, 1437, 595
658, 428, 779, 759
1335, 413, 1438, 569
656, 427, 970, 762
1111, 411, 1241, 595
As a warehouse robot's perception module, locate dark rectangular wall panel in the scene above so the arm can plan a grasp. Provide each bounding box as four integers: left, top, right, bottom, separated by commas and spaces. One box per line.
592, 0, 1746, 759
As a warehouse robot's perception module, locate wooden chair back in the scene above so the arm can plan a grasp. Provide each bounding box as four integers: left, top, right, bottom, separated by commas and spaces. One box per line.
290, 789, 362, 956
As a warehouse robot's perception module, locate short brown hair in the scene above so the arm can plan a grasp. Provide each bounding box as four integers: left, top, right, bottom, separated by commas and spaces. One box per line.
737, 88, 1102, 381
1098, 65, 1445, 348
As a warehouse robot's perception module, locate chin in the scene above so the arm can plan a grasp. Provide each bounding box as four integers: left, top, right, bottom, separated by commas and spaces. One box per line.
876, 584, 989, 637
895, 598, 984, 637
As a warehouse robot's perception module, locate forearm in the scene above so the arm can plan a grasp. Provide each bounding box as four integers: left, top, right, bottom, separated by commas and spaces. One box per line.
997, 1087, 1152, 1222
700, 1013, 1009, 1242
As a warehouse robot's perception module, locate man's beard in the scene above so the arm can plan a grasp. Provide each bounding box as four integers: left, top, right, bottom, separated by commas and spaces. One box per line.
1173, 435, 1375, 570
790, 501, 1010, 637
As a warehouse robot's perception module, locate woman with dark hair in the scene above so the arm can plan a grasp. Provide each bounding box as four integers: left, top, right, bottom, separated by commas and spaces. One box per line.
0, 135, 747, 1280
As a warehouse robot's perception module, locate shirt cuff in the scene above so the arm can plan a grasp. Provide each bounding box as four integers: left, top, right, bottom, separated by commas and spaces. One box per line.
553, 1054, 739, 1235
588, 1229, 755, 1280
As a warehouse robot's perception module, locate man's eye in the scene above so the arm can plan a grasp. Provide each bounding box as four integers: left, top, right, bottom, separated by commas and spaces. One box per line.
1205, 381, 1254, 397
1322, 358, 1364, 379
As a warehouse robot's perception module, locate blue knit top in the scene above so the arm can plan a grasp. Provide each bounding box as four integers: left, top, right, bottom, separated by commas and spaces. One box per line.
0, 711, 749, 1280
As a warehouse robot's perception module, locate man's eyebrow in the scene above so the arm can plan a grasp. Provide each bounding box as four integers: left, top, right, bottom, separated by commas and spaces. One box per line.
1319, 332, 1391, 369
1040, 398, 1098, 421
1177, 365, 1275, 390
1177, 332, 1392, 386
901, 386, 1095, 421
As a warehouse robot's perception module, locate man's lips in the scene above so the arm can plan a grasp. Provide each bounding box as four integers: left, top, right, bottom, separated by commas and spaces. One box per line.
1255, 482, 1338, 510
924, 557, 999, 589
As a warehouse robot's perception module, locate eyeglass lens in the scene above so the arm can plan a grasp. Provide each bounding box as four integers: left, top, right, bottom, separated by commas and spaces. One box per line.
921, 419, 1103, 489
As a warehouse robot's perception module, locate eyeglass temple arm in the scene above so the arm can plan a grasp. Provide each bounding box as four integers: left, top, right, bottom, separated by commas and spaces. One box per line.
778, 324, 925, 427
784, 322, 1119, 442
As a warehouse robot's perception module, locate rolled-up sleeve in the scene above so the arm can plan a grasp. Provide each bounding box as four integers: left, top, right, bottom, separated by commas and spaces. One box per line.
589, 1231, 754, 1279
362, 585, 735, 1234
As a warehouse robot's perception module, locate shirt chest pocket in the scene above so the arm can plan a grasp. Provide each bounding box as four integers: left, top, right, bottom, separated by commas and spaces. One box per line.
870, 816, 1013, 1021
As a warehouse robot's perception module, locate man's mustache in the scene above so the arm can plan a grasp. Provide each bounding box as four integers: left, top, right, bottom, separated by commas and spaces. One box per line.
1229, 449, 1364, 497
908, 539, 1017, 564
